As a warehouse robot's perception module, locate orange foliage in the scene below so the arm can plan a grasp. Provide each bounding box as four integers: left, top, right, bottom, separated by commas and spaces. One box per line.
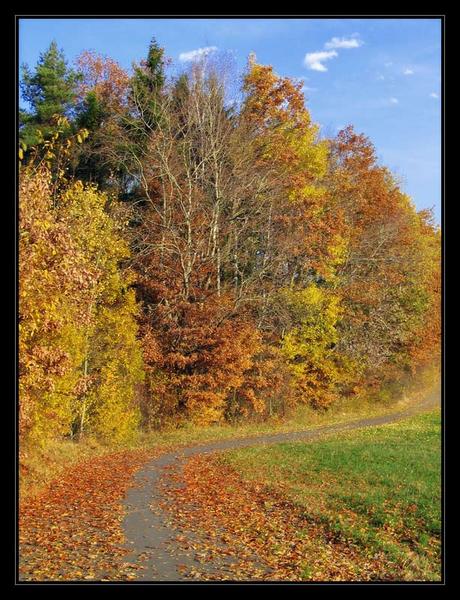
137, 267, 276, 425
76, 50, 130, 110
328, 126, 441, 388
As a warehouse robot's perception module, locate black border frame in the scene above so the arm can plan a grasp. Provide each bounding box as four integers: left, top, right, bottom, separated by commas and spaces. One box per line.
11, 12, 448, 590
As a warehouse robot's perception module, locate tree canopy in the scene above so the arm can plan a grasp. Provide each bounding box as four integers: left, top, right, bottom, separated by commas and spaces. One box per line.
19, 41, 441, 454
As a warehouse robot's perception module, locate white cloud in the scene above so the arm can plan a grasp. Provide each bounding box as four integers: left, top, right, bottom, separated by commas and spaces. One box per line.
304, 50, 338, 72
389, 97, 399, 104
324, 36, 363, 50
376, 74, 385, 81
430, 92, 439, 99
404, 68, 414, 75
304, 34, 363, 73
179, 46, 218, 62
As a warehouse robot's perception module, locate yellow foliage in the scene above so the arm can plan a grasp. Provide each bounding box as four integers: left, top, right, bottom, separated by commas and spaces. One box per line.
84, 288, 144, 443
19, 166, 143, 451
58, 182, 143, 442
280, 285, 344, 409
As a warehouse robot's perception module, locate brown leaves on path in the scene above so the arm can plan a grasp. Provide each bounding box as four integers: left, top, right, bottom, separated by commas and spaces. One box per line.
160, 454, 393, 582
19, 448, 159, 581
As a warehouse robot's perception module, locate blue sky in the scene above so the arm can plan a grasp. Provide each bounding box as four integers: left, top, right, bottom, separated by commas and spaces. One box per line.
19, 18, 442, 222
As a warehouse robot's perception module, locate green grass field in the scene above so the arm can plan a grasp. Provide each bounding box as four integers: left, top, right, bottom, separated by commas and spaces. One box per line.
221, 409, 441, 581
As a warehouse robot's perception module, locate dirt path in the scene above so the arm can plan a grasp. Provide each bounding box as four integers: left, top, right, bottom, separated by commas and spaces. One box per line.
121, 388, 440, 582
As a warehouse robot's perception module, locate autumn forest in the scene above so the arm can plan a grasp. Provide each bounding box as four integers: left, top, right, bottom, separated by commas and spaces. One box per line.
18, 34, 442, 582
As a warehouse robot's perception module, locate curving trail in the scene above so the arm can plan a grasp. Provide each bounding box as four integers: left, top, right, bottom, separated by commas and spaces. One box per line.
121, 388, 440, 581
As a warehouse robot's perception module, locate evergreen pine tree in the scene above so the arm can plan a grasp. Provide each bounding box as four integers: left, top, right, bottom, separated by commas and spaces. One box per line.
130, 37, 166, 133
20, 41, 80, 147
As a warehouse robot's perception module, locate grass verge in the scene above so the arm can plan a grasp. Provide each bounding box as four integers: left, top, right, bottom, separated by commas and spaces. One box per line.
220, 408, 441, 581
